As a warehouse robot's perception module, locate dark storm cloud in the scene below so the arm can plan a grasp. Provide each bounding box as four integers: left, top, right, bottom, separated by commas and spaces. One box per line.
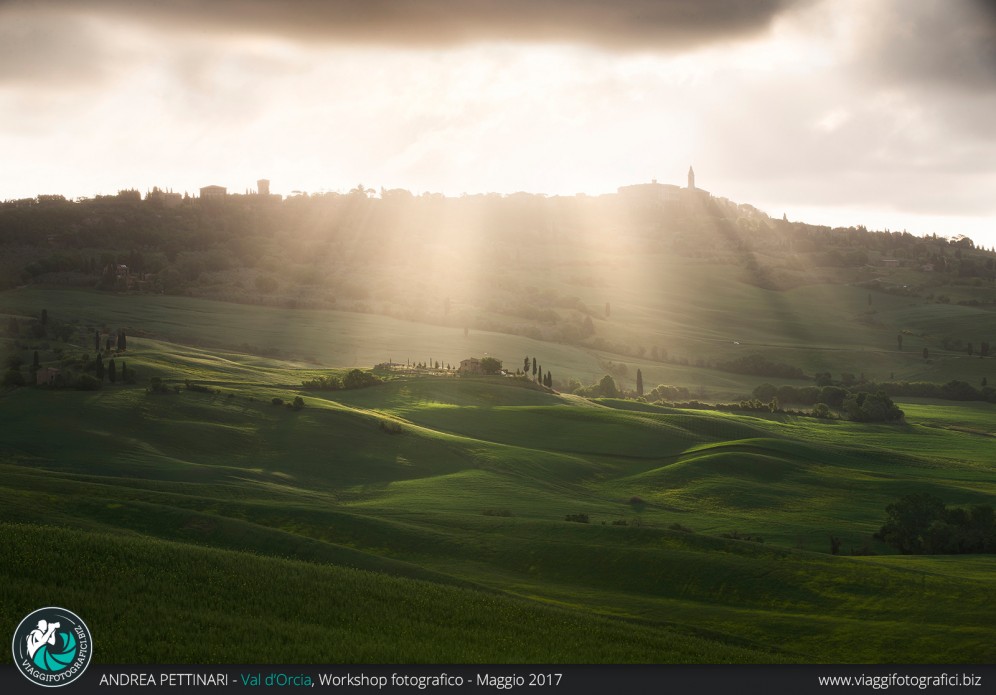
10, 0, 804, 49
859, 0, 996, 91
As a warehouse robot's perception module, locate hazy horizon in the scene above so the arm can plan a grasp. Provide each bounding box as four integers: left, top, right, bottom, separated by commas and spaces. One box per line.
2, 1, 994, 244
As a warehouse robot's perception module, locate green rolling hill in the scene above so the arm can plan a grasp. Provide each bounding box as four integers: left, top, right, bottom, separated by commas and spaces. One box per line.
1, 326, 994, 663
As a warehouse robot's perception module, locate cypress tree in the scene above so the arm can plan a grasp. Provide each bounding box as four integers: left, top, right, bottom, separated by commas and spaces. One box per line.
108, 359, 117, 383
636, 368, 644, 397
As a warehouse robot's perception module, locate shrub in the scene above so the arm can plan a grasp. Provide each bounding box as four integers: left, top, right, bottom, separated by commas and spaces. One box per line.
147, 376, 171, 394
720, 530, 764, 543
482, 509, 512, 517
271, 397, 284, 406
3, 368, 25, 386
185, 380, 214, 394
292, 396, 304, 410
301, 374, 343, 391
668, 522, 694, 533
342, 369, 382, 390
379, 420, 403, 434
565, 513, 589, 524
75, 374, 101, 391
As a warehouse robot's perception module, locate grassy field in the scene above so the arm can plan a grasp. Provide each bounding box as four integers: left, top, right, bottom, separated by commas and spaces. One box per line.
1, 320, 994, 663
2, 275, 994, 401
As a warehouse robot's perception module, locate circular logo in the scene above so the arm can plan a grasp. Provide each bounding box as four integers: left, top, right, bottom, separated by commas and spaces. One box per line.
11, 607, 92, 688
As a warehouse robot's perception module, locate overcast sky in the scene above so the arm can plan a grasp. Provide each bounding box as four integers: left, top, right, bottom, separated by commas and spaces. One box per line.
2, 0, 994, 244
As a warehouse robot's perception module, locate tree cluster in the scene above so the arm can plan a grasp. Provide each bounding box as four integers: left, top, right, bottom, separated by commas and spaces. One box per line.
301, 369, 382, 391
875, 493, 996, 554
714, 354, 806, 380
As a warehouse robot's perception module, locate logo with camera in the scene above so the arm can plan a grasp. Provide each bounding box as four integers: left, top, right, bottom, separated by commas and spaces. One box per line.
12, 607, 92, 687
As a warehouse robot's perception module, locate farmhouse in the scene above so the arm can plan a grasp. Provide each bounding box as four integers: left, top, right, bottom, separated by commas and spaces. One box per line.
458, 358, 481, 375
36, 367, 60, 386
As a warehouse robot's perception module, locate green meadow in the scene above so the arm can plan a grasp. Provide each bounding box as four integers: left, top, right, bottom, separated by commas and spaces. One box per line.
1, 255, 995, 665
1, 304, 995, 663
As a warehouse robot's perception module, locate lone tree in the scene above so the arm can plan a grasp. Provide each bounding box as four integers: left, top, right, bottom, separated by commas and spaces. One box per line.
480, 356, 502, 375
922, 347, 929, 360
583, 315, 595, 335
598, 374, 619, 398
636, 369, 644, 397
897, 333, 903, 351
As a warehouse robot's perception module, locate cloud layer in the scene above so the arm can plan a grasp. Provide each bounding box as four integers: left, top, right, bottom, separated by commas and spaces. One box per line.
0, 0, 994, 243
14, 0, 802, 49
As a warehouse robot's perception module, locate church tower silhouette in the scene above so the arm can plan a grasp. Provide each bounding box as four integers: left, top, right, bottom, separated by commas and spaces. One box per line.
687, 166, 695, 190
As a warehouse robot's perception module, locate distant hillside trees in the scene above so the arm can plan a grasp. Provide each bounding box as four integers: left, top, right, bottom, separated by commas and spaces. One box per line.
875, 493, 996, 554
302, 369, 381, 391
572, 375, 619, 398
646, 384, 692, 402
715, 354, 806, 380
753, 383, 904, 421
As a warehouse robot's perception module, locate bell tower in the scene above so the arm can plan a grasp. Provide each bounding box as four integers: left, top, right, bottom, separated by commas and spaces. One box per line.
687, 166, 695, 190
